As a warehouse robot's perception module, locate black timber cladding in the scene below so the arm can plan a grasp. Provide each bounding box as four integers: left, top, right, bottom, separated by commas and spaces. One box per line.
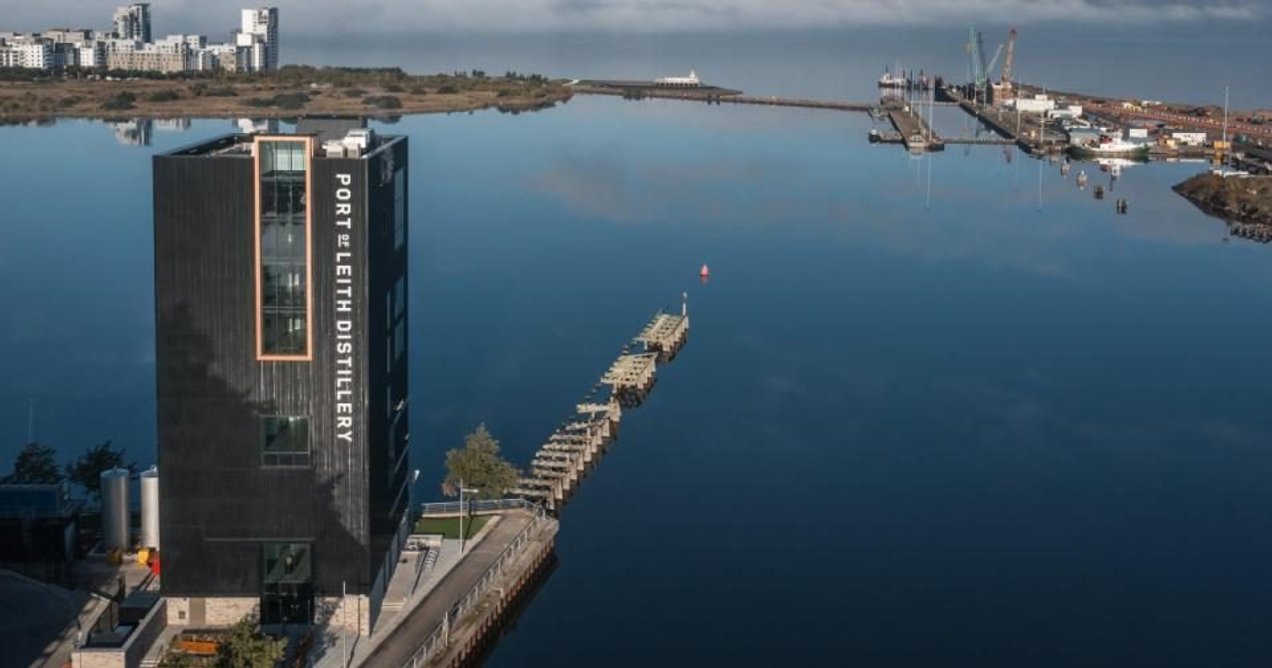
153, 133, 408, 599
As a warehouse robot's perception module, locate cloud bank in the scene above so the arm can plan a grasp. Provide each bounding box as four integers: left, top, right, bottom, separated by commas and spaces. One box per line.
5, 0, 1264, 35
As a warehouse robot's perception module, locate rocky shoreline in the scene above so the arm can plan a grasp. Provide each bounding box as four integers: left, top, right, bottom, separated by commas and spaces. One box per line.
1173, 172, 1272, 229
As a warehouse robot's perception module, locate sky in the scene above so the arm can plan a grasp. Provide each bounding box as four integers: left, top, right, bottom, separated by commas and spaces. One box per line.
1, 0, 1266, 35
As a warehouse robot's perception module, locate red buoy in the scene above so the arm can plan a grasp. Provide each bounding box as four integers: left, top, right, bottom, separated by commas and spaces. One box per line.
699, 263, 710, 278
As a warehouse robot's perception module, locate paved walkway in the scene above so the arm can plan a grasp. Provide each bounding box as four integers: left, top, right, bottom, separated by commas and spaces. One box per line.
311, 511, 533, 668
361, 512, 532, 667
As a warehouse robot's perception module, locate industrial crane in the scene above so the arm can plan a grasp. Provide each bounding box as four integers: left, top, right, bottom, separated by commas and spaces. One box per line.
966, 27, 982, 87
1000, 27, 1018, 87
967, 26, 1020, 104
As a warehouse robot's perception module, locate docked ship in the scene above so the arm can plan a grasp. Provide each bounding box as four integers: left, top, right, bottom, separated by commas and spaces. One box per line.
1066, 132, 1150, 160
877, 66, 931, 91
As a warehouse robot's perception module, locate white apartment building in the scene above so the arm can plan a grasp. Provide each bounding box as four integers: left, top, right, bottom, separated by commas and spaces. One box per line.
238, 7, 279, 71
9, 5, 277, 73
78, 42, 106, 68
0, 38, 54, 69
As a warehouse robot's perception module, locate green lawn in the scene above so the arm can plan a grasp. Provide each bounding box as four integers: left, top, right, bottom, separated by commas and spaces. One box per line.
414, 515, 491, 539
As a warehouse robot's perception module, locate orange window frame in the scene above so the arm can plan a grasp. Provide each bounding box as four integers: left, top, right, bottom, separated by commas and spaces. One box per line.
254, 136, 315, 362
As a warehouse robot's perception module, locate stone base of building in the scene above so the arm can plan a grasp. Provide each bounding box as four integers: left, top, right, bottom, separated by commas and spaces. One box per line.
316, 594, 373, 636
165, 595, 260, 627
164, 594, 373, 635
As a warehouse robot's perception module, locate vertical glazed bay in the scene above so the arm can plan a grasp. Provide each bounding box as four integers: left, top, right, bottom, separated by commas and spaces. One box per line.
4, 28, 1272, 666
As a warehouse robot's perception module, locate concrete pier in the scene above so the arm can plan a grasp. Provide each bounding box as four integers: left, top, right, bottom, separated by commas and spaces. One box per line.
945, 86, 1063, 156
574, 85, 874, 112
887, 106, 944, 152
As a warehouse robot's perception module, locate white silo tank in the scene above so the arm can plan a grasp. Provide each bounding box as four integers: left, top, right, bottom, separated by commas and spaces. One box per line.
140, 467, 160, 550
100, 468, 131, 551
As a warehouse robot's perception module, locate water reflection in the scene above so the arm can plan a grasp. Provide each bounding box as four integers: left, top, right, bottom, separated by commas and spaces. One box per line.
108, 118, 152, 146
104, 117, 276, 145
4, 99, 1272, 666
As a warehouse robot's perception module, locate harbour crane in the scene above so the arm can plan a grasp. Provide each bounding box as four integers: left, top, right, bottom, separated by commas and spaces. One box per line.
976, 30, 989, 86
984, 43, 1006, 84
1000, 27, 1018, 87
966, 27, 983, 87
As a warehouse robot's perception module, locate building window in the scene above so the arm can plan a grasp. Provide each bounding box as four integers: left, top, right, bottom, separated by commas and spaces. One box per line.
393, 167, 405, 250
261, 542, 314, 625
394, 276, 406, 319
263, 542, 312, 583
257, 138, 311, 359
261, 416, 310, 467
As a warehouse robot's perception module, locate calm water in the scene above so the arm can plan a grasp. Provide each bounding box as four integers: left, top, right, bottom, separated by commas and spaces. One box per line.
5, 29, 1272, 666
289, 25, 1272, 109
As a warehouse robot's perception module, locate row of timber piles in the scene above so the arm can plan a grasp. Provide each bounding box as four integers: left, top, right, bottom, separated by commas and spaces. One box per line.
512, 296, 691, 511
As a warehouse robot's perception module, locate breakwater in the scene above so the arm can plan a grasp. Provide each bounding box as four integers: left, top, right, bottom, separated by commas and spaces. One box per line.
511, 297, 691, 511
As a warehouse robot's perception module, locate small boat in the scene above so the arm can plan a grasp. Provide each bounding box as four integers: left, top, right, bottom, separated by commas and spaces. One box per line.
1077, 170, 1088, 188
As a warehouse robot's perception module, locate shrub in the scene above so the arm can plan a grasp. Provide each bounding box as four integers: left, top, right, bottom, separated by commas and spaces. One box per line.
146, 89, 181, 102
342, 87, 368, 98
437, 84, 459, 95
384, 83, 403, 93
273, 92, 310, 109
409, 86, 428, 95
100, 91, 136, 110
363, 95, 402, 109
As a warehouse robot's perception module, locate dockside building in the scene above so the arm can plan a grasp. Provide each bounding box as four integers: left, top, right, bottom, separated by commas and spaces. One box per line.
153, 119, 410, 633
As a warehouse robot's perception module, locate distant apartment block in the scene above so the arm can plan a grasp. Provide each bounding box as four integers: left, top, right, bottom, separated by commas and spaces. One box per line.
1, 5, 279, 73
113, 3, 152, 42
0, 37, 54, 70
238, 8, 279, 72
106, 47, 188, 74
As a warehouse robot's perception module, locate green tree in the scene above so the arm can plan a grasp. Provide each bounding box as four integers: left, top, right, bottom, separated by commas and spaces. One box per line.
442, 424, 520, 499
3, 442, 64, 484
66, 441, 136, 500
216, 616, 285, 668
157, 647, 197, 668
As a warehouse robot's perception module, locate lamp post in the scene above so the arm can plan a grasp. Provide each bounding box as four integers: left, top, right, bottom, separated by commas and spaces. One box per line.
458, 482, 479, 554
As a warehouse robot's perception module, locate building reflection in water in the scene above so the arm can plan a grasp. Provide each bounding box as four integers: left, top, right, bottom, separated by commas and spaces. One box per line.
236, 118, 279, 134
109, 118, 153, 146
106, 117, 282, 146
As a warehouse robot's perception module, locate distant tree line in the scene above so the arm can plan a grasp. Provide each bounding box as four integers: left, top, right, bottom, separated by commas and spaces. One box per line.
2, 440, 137, 500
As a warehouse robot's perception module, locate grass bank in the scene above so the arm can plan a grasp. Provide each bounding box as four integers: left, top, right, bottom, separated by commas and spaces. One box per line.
414, 515, 491, 540
0, 66, 571, 121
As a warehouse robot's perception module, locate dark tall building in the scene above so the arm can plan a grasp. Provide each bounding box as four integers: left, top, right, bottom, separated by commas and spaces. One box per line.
153, 120, 409, 633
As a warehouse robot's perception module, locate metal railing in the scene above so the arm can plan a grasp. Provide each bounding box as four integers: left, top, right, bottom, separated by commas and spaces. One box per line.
400, 501, 547, 668
418, 497, 539, 516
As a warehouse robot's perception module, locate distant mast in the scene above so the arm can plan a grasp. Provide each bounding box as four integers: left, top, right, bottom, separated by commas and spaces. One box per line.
1223, 85, 1230, 148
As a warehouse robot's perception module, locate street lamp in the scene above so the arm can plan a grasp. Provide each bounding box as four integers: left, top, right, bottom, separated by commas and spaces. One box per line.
458, 482, 479, 554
